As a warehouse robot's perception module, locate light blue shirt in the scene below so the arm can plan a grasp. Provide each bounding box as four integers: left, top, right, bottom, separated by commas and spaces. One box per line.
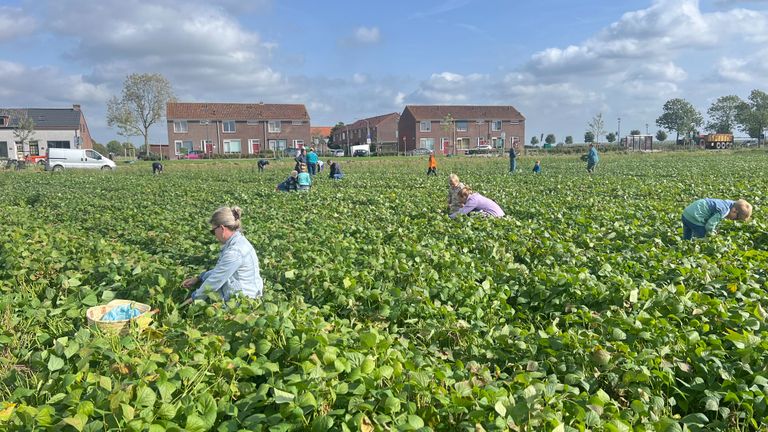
193, 231, 263, 301
297, 172, 312, 186
588, 147, 599, 163
683, 198, 734, 232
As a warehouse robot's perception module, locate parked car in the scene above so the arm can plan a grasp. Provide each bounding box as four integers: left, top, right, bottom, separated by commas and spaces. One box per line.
183, 150, 204, 160
24, 155, 47, 165
407, 148, 432, 156
45, 148, 116, 171
353, 149, 370, 157
329, 149, 345, 157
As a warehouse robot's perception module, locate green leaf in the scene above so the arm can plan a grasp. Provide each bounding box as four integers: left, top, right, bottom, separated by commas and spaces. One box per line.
360, 331, 377, 348
135, 386, 156, 408
681, 413, 708, 426
157, 403, 177, 420
654, 418, 682, 432
384, 396, 401, 413
63, 414, 88, 432
494, 400, 506, 417
185, 414, 207, 432
274, 389, 295, 404
284, 269, 296, 279
47, 355, 65, 372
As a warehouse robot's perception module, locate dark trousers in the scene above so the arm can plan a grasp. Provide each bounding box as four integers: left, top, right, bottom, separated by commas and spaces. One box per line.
682, 216, 706, 240
427, 167, 437, 176
308, 163, 317, 175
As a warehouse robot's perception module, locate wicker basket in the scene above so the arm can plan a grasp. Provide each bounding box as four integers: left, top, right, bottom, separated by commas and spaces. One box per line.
86, 299, 153, 335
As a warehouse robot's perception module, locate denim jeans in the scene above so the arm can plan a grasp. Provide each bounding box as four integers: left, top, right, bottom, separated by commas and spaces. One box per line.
682, 216, 706, 240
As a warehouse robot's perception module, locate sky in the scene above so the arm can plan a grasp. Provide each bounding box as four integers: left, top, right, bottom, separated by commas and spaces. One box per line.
2, 0, 768, 145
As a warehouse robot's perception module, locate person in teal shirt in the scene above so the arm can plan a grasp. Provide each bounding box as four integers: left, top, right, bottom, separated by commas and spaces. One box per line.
297, 164, 312, 191
682, 198, 752, 240
306, 148, 319, 175
587, 143, 599, 173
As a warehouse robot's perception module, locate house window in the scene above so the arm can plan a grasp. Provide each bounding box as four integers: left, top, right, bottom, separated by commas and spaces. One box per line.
420, 121, 431, 132
491, 120, 502, 131
223, 121, 236, 133
175, 140, 193, 155
249, 139, 260, 154
0, 117, 6, 127
29, 141, 39, 156
223, 139, 241, 153
268, 121, 281, 133
456, 137, 470, 150
173, 120, 188, 133
293, 140, 304, 148
420, 138, 435, 150
0, 142, 7, 158
491, 137, 504, 148
47, 140, 70, 149
268, 139, 287, 150
456, 121, 468, 132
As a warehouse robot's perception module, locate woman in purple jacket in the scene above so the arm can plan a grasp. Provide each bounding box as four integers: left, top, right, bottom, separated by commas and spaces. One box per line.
450, 186, 505, 218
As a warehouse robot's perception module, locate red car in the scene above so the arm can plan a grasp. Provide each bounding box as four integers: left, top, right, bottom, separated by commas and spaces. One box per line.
183, 150, 204, 160
25, 155, 47, 165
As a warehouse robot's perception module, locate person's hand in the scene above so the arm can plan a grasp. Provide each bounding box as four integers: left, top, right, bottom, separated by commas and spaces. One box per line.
182, 276, 199, 288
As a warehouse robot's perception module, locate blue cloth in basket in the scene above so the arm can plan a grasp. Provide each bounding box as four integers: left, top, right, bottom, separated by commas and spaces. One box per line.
102, 304, 142, 321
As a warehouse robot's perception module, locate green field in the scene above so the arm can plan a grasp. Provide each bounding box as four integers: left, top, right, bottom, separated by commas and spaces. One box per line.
1, 151, 767, 431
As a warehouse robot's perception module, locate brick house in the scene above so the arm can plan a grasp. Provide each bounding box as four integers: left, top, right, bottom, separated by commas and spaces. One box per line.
398, 105, 525, 155
310, 126, 332, 154
331, 113, 400, 155
0, 104, 94, 160
166, 102, 310, 159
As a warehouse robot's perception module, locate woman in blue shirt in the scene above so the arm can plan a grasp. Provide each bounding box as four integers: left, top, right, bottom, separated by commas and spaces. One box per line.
182, 206, 263, 303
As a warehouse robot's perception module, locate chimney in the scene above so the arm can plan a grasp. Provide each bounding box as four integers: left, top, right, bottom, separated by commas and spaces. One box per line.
73, 104, 81, 111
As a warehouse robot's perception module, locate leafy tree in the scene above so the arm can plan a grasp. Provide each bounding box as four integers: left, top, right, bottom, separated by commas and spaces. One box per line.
328, 122, 345, 148
106, 140, 123, 155
13, 112, 36, 155
656, 130, 667, 142
565, 136, 573, 145
588, 113, 605, 145
707, 95, 742, 133
584, 131, 595, 143
92, 142, 108, 155
530, 136, 539, 145
545, 134, 556, 145
630, 129, 641, 136
735, 89, 768, 145
656, 98, 703, 145
606, 132, 616, 143
107, 73, 176, 151
440, 114, 455, 154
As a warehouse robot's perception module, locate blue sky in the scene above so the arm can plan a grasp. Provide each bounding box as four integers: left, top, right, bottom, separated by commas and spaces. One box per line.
2, 0, 768, 144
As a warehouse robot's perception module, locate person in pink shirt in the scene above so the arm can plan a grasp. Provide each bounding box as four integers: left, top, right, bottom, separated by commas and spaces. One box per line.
450, 186, 505, 218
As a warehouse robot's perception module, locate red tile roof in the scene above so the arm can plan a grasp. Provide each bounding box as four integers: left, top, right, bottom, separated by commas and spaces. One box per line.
404, 105, 525, 121
167, 102, 309, 121
311, 126, 332, 137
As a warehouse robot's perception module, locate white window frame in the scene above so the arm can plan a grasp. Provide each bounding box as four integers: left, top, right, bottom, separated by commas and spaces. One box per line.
223, 139, 241, 154
293, 139, 305, 148
268, 120, 281, 133
173, 120, 188, 133
420, 137, 435, 150
420, 120, 431, 132
455, 121, 468, 132
491, 120, 502, 131
248, 139, 260, 154
223, 120, 236, 133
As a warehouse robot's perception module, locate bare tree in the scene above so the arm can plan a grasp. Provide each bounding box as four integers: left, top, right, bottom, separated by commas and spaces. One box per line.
440, 113, 454, 155
588, 113, 605, 147
107, 73, 176, 157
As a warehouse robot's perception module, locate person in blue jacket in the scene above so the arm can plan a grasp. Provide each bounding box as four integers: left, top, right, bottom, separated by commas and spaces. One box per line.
509, 146, 517, 173
532, 160, 541, 174
306, 148, 319, 175
587, 143, 599, 173
682, 198, 752, 240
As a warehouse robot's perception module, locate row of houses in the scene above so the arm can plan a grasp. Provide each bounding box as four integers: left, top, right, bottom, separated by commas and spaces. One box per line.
0, 102, 527, 160
0, 105, 94, 160
164, 102, 526, 159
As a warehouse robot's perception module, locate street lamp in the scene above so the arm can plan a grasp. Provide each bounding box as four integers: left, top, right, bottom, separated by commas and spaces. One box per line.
617, 117, 621, 144
645, 123, 649, 135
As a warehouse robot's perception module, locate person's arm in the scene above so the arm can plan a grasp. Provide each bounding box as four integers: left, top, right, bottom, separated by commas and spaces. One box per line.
449, 196, 478, 219
191, 248, 243, 300
704, 213, 724, 233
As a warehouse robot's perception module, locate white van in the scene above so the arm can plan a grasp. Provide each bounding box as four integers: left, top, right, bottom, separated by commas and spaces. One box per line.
46, 148, 116, 171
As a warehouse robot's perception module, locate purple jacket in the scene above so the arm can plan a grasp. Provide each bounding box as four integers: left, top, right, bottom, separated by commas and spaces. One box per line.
450, 193, 505, 218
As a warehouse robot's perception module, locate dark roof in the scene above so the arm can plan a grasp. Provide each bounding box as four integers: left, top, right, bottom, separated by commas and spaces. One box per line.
1, 108, 81, 129
404, 105, 525, 121
167, 102, 310, 121
349, 112, 400, 129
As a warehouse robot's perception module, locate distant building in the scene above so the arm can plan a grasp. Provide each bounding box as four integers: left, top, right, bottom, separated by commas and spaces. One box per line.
166, 102, 311, 159
398, 105, 525, 155
310, 126, 332, 154
0, 104, 94, 159
331, 113, 400, 155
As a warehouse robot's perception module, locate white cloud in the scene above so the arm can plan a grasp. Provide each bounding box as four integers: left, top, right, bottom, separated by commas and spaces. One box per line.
0, 7, 36, 42
353, 26, 381, 44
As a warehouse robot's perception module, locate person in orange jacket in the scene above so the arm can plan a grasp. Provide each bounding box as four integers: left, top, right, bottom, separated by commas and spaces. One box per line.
427, 151, 437, 176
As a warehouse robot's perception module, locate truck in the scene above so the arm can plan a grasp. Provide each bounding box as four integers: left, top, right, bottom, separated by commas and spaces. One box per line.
698, 133, 733, 150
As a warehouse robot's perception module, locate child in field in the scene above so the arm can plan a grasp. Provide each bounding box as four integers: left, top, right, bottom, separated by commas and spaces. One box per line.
257, 159, 269, 172
447, 173, 465, 214
450, 186, 505, 219
152, 162, 163, 175
532, 160, 541, 174
297, 164, 312, 191
681, 198, 752, 240
276, 170, 298, 192
427, 152, 437, 176
328, 160, 343, 180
